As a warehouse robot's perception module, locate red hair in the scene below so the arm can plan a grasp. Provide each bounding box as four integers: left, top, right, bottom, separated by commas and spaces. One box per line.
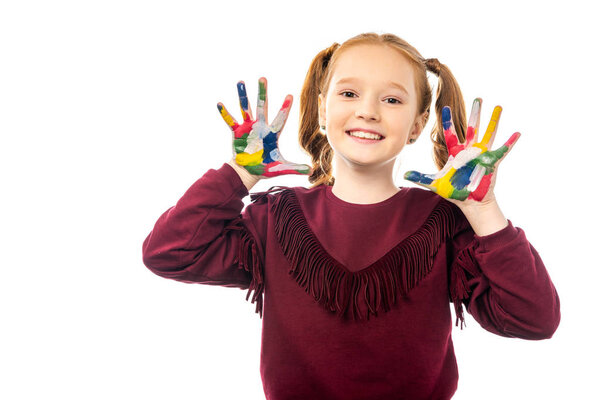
298, 32, 467, 188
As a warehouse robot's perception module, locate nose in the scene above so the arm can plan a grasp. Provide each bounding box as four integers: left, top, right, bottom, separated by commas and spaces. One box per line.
354, 98, 380, 121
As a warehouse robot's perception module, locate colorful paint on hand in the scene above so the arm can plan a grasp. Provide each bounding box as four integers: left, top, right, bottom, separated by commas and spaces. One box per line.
217, 78, 312, 178
404, 98, 521, 201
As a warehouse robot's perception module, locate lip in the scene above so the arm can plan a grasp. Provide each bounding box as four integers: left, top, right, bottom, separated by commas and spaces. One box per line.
346, 128, 385, 139
346, 131, 384, 144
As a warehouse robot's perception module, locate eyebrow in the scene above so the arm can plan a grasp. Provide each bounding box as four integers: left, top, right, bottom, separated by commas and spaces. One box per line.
334, 77, 409, 95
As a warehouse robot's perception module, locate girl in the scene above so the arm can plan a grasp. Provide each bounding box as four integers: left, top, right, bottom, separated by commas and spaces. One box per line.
142, 33, 560, 400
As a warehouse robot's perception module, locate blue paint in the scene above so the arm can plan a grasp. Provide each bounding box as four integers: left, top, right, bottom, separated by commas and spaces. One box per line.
262, 130, 278, 163
450, 161, 476, 190
442, 107, 452, 131
404, 171, 433, 184
237, 82, 249, 111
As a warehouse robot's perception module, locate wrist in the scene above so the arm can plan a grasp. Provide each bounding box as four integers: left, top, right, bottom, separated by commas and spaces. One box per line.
459, 199, 508, 237
459, 197, 499, 216
227, 159, 261, 191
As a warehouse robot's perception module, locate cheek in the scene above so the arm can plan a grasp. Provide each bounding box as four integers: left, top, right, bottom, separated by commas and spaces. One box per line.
327, 105, 350, 127
388, 111, 413, 131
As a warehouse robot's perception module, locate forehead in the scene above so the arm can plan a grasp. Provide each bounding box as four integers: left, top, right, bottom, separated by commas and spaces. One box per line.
330, 44, 416, 93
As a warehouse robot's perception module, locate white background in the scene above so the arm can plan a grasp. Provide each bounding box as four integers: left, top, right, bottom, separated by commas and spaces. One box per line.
1, 0, 597, 398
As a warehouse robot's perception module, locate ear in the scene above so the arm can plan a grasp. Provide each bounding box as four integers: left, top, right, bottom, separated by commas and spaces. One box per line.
409, 112, 427, 141
318, 93, 326, 127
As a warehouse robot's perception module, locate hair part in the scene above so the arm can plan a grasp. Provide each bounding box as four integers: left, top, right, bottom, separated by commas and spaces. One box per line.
298, 32, 467, 188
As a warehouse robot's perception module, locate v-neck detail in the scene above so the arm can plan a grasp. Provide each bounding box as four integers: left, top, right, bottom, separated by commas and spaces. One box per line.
325, 185, 407, 209
267, 187, 458, 321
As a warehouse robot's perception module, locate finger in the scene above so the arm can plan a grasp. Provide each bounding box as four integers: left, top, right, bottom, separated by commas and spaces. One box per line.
464, 164, 487, 192
256, 77, 268, 124
263, 161, 313, 177
480, 105, 502, 149
237, 81, 253, 122
493, 132, 521, 165
404, 170, 436, 188
287, 162, 313, 176
217, 102, 239, 130
271, 95, 293, 134
504, 131, 521, 152
442, 107, 462, 157
475, 131, 521, 173
465, 98, 482, 147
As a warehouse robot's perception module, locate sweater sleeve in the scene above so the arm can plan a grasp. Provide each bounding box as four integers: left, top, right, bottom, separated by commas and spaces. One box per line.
141, 162, 267, 316
449, 209, 561, 339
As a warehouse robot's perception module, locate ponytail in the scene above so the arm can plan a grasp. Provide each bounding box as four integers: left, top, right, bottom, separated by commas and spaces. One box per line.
299, 43, 340, 188
424, 58, 467, 170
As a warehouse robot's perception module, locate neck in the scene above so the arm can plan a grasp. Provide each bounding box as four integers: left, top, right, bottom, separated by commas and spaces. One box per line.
330, 155, 400, 205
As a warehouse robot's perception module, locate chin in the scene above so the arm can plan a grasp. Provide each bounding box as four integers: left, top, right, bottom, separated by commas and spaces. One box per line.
342, 155, 387, 168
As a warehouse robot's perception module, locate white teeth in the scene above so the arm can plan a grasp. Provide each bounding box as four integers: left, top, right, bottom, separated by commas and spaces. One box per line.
347, 130, 382, 140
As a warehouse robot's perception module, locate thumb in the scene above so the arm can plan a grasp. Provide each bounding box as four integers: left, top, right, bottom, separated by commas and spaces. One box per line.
266, 161, 312, 178
404, 170, 435, 186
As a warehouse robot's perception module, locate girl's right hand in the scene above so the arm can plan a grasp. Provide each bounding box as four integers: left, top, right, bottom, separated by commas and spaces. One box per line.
217, 77, 313, 178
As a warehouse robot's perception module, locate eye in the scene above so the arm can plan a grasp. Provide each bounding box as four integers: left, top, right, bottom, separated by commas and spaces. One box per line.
340, 91, 357, 98
385, 98, 402, 104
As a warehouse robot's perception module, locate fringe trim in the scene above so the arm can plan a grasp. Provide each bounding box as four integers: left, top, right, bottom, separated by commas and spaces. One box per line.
271, 188, 458, 321
220, 185, 292, 318
449, 241, 482, 329
250, 185, 291, 204
223, 217, 265, 318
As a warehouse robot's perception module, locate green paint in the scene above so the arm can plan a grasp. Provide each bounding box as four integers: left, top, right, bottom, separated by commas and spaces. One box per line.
448, 144, 510, 200
259, 80, 266, 102
450, 187, 470, 201
244, 164, 265, 175
472, 145, 509, 173
233, 133, 249, 153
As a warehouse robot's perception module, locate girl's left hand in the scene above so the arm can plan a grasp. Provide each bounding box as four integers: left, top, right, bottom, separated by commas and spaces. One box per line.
404, 98, 520, 207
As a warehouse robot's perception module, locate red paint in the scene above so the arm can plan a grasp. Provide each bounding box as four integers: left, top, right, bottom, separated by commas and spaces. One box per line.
504, 132, 520, 147
444, 129, 458, 152
234, 119, 255, 139
444, 128, 464, 156
466, 126, 475, 144
262, 161, 282, 177
468, 174, 492, 201
262, 161, 307, 177
280, 98, 292, 110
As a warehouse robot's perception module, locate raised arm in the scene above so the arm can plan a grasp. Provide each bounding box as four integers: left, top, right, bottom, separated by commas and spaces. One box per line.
449, 214, 561, 339
142, 77, 311, 317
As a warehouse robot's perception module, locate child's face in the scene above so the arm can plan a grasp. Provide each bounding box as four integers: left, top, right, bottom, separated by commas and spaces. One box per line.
319, 44, 423, 170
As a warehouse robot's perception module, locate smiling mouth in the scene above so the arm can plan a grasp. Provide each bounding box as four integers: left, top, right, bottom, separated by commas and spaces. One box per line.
345, 130, 384, 141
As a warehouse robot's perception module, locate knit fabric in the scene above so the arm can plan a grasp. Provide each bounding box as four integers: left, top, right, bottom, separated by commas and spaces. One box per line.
142, 162, 561, 400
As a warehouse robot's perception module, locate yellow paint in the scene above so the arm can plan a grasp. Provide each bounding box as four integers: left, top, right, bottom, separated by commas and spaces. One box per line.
236, 149, 263, 166
219, 107, 236, 127
481, 106, 502, 146
431, 167, 456, 198
472, 143, 488, 152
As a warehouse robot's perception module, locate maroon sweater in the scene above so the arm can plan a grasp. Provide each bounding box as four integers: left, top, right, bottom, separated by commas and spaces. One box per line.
142, 162, 560, 400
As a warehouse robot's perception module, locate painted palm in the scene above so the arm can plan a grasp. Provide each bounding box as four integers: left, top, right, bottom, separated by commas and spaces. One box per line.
405, 98, 521, 202
217, 77, 312, 178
